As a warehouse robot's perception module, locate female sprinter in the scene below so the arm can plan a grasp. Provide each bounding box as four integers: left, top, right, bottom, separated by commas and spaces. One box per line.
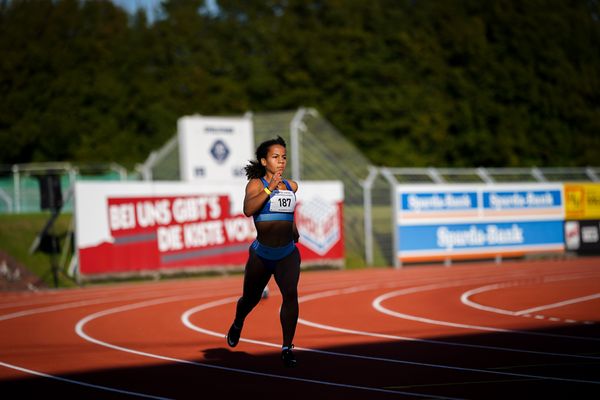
226, 136, 300, 368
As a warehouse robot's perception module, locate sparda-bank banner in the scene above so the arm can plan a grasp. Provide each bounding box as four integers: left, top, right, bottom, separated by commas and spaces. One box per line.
394, 183, 565, 265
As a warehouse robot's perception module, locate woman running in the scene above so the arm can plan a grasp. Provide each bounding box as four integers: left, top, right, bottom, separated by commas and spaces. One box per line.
226, 136, 301, 368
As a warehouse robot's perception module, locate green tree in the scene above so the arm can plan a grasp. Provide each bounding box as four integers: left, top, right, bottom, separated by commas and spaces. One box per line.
1, 0, 598, 168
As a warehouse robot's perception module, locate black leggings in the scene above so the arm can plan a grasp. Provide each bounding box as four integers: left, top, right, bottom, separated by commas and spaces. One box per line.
233, 247, 301, 348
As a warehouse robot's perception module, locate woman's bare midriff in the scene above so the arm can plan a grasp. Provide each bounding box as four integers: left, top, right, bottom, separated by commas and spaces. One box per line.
255, 220, 294, 247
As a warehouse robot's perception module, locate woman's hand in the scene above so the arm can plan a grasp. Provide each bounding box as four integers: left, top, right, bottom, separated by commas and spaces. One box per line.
268, 171, 282, 191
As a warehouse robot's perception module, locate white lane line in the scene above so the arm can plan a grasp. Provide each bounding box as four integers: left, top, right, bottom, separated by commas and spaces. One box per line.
0, 361, 171, 399
0, 286, 228, 322
298, 284, 600, 360
4, 269, 597, 397
461, 282, 600, 324
0, 276, 401, 322
0, 283, 209, 310
76, 295, 460, 399
516, 293, 600, 316
374, 278, 600, 342
460, 283, 519, 316
1, 266, 595, 310
182, 295, 600, 385
0, 264, 576, 310
0, 290, 232, 399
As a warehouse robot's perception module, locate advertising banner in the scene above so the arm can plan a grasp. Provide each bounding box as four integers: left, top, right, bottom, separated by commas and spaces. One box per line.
295, 182, 344, 263
75, 181, 344, 279
564, 219, 600, 253
564, 183, 600, 253
564, 183, 600, 220
178, 115, 254, 182
395, 184, 565, 265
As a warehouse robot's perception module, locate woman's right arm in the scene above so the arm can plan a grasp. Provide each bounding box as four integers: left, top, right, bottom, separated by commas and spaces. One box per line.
243, 179, 270, 217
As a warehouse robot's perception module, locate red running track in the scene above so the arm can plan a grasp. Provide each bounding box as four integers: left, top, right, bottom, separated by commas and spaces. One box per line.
1, 257, 599, 399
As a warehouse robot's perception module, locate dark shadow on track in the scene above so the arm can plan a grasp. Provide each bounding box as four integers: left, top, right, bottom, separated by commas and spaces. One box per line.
202, 347, 256, 362
2, 323, 599, 399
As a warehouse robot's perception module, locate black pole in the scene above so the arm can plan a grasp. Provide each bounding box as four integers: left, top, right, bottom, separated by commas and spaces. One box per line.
50, 231, 59, 288
30, 172, 65, 288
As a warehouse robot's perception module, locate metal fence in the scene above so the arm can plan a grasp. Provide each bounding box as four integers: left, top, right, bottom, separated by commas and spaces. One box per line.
5, 109, 599, 269
138, 108, 600, 267
365, 166, 600, 267
0, 162, 130, 214
138, 108, 374, 267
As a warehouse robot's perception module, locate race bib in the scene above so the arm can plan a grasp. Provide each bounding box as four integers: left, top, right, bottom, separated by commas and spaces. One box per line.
269, 190, 296, 213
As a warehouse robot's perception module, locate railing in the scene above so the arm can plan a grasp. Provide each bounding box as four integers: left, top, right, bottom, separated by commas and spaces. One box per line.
0, 162, 130, 214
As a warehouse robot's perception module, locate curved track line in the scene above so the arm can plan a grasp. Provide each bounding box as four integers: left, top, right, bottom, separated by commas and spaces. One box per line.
0, 283, 208, 309
0, 265, 545, 309
0, 286, 234, 322
516, 293, 600, 316
0, 290, 232, 399
182, 295, 600, 385
75, 295, 459, 399
4, 266, 598, 397
0, 361, 171, 399
372, 276, 600, 342
461, 282, 600, 323
299, 285, 600, 360
461, 283, 520, 316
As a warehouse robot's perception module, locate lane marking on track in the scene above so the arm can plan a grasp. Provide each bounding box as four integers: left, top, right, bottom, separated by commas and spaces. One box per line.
460, 282, 600, 324
0, 274, 408, 323
3, 267, 598, 397
0, 290, 234, 399
0, 281, 231, 309
74, 295, 460, 400
0, 264, 590, 309
183, 295, 600, 385
0, 361, 172, 399
373, 274, 600, 342
515, 293, 600, 316
384, 377, 538, 389
489, 360, 600, 371
0, 273, 410, 313
0, 286, 233, 322
298, 284, 600, 360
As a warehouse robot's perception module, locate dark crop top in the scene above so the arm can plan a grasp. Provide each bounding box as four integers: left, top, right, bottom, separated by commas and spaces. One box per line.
253, 177, 297, 223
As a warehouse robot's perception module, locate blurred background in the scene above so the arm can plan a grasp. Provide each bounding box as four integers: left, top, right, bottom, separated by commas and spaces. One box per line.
1, 0, 599, 289
2, 0, 599, 169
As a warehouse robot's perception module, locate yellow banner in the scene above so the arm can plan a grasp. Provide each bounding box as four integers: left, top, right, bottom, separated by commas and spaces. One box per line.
565, 183, 600, 219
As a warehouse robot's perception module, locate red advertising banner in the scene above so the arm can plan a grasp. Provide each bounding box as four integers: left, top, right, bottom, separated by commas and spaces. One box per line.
75, 181, 344, 278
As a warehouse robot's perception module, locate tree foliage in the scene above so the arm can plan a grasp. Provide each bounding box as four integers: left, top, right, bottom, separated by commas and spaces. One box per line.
1, 0, 598, 168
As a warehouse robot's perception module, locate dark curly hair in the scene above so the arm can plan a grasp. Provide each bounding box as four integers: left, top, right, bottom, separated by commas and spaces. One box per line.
244, 136, 287, 179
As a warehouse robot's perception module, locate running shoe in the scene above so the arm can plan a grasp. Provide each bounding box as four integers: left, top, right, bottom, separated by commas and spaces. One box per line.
226, 322, 242, 347
281, 345, 297, 367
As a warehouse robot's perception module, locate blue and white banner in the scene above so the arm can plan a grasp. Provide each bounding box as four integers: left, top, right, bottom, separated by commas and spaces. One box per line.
395, 184, 565, 264
482, 189, 563, 216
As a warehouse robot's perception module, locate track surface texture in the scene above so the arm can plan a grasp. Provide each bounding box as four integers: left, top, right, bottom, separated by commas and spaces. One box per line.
1, 257, 599, 399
